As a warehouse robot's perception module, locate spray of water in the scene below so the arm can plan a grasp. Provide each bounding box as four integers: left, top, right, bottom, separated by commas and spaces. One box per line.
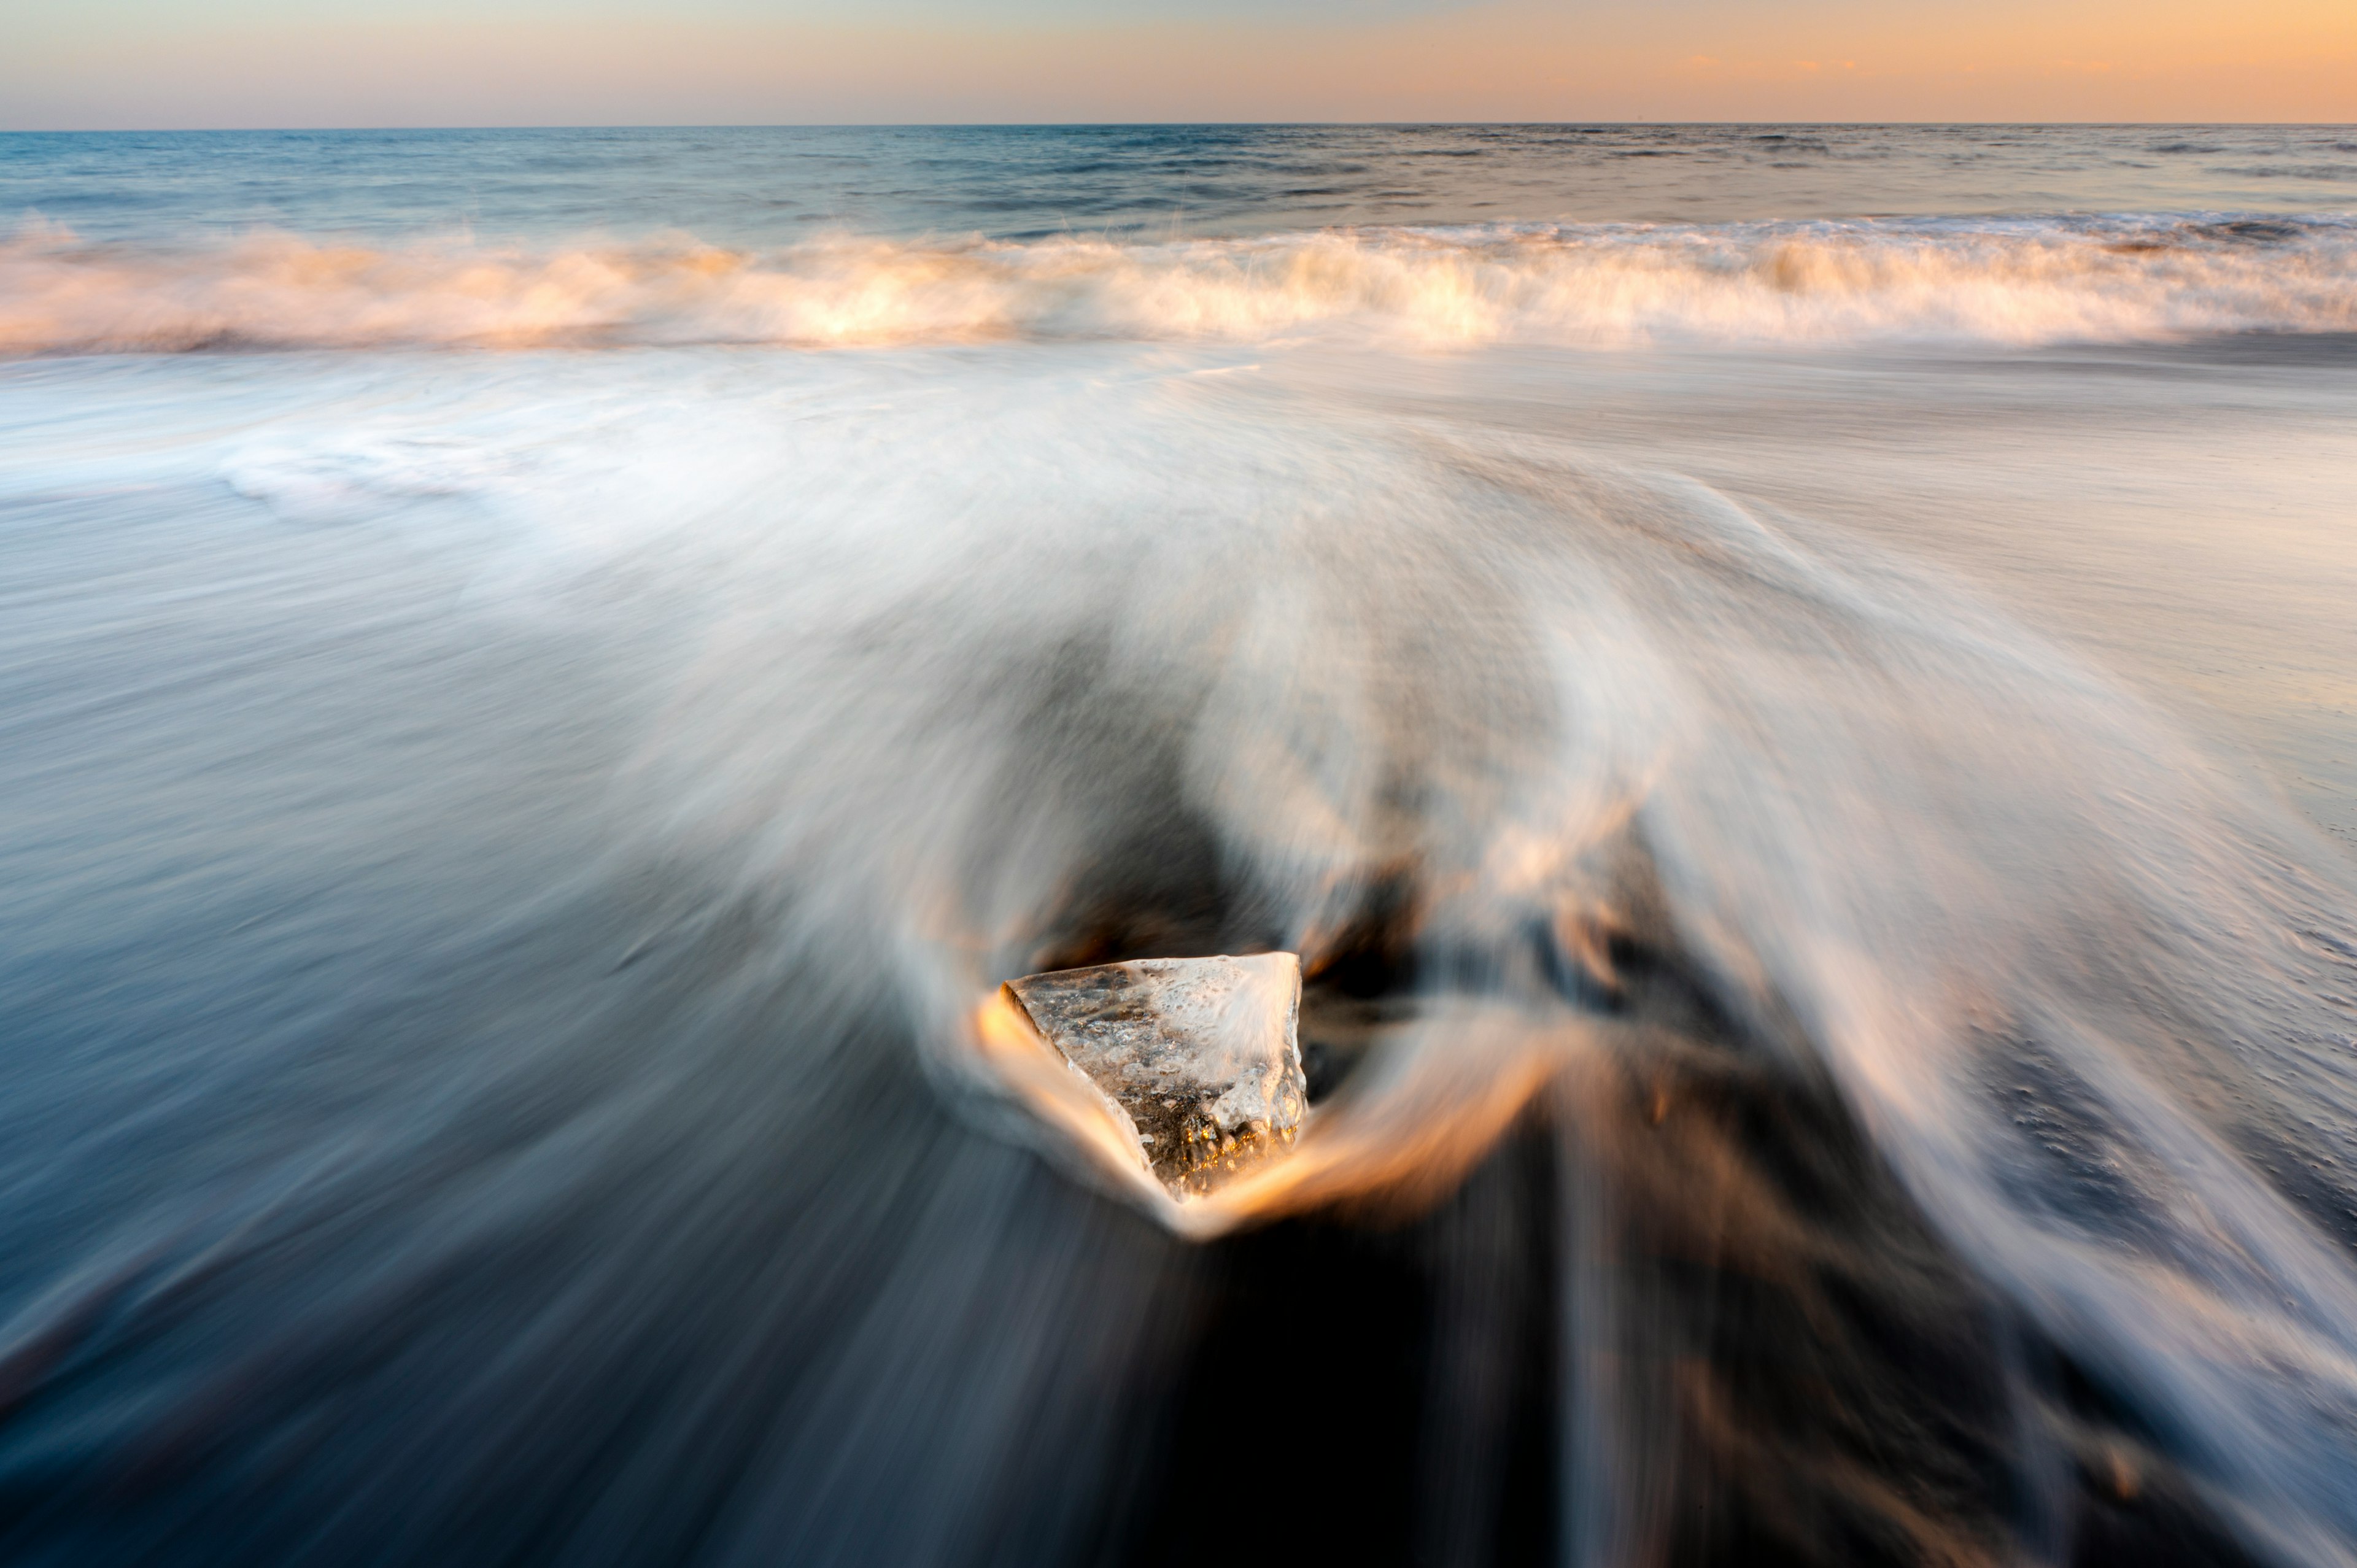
0, 342, 2351, 1564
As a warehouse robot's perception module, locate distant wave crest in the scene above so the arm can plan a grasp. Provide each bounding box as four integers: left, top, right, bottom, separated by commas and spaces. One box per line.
3, 215, 2353, 354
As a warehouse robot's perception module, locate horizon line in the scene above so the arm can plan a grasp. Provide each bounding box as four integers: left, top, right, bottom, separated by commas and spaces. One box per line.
6, 118, 2356, 136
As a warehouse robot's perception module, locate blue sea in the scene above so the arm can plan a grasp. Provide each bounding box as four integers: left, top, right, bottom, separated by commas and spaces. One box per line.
2, 124, 2356, 1567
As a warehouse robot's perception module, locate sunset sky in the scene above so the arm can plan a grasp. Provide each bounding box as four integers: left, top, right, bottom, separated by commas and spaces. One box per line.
6, 0, 2355, 128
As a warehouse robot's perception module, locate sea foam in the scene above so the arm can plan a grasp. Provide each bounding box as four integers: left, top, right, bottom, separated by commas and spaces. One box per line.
2, 215, 2352, 355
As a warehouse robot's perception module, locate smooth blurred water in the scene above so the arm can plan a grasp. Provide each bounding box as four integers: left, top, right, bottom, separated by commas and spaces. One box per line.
1, 126, 2354, 1568
7, 123, 2357, 243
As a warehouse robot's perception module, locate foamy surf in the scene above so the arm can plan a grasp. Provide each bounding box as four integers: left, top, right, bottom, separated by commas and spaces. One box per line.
6, 122, 2357, 1568
3, 214, 2353, 356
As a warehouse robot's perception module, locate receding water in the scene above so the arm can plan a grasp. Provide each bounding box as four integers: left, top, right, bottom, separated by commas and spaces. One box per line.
1, 125, 2354, 1568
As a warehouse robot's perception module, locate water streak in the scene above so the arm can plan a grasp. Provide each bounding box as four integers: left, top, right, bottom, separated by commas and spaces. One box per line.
4, 122, 2356, 1568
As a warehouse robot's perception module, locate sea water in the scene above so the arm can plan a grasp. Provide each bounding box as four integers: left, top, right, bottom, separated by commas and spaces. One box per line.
1, 125, 2355, 1567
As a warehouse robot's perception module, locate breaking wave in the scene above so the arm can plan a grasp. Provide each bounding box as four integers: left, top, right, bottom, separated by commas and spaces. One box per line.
3, 214, 2354, 355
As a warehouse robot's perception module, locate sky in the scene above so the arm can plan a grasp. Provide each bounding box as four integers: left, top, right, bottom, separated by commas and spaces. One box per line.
3, 0, 2353, 129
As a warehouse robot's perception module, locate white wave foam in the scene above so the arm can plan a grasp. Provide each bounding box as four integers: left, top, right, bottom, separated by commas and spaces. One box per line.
2, 216, 2353, 356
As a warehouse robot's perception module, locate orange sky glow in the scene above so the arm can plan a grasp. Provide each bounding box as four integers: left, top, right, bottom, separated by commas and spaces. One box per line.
6, 0, 2353, 128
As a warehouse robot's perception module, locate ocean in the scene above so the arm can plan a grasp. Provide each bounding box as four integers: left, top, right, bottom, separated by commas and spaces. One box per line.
1, 123, 2355, 1567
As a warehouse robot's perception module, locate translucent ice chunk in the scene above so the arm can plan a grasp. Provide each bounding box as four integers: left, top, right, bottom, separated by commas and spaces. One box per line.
1003, 953, 1306, 1199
